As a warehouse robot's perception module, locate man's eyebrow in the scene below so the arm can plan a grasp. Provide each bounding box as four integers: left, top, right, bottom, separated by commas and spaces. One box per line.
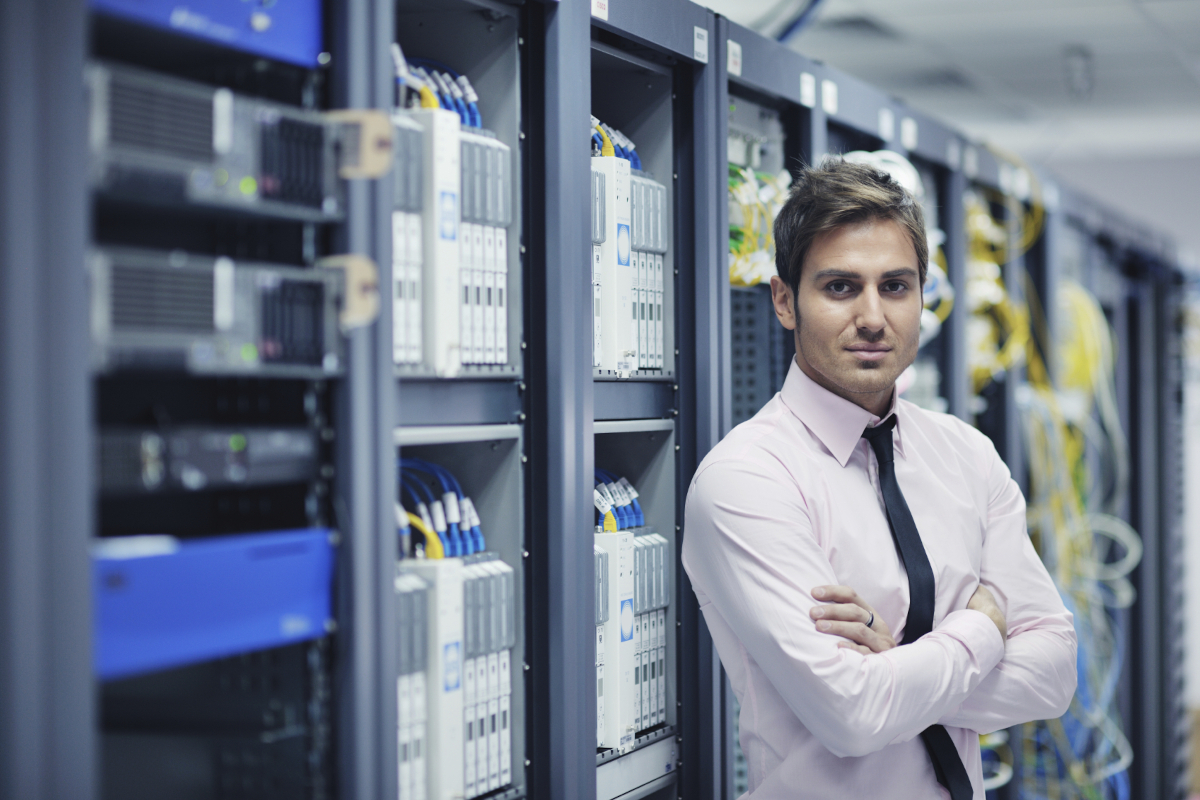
810, 269, 861, 281
810, 267, 919, 281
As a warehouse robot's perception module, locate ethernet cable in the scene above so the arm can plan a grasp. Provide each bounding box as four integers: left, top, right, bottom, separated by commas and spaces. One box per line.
402, 458, 486, 554
596, 469, 645, 528
433, 71, 470, 125
407, 457, 469, 552
406, 510, 445, 559
455, 75, 482, 128
1012, 277, 1139, 799
604, 124, 643, 167
591, 116, 615, 158
399, 473, 435, 535
595, 470, 631, 528
401, 464, 456, 556
412, 67, 452, 111
401, 459, 465, 556
391, 44, 438, 110
405, 58, 485, 128
593, 481, 619, 531
400, 471, 446, 555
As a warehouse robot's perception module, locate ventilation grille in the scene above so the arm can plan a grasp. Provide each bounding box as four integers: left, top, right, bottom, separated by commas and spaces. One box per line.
260, 280, 326, 365
97, 434, 147, 492
111, 265, 214, 333
260, 118, 325, 208
108, 76, 214, 162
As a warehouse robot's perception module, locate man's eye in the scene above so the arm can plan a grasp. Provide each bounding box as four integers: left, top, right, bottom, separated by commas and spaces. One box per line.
884, 282, 908, 293
827, 281, 852, 294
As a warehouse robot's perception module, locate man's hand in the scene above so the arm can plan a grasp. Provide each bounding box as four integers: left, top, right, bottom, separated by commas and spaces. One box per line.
810, 585, 897, 655
967, 583, 1008, 645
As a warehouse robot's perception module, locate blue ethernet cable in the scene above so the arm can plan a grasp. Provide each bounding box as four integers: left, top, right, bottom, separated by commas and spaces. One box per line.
435, 72, 470, 125
402, 459, 464, 556
629, 148, 642, 170
454, 76, 482, 128
402, 463, 461, 556
594, 469, 627, 528
404, 458, 463, 554
439, 466, 485, 553
594, 474, 623, 528
400, 471, 449, 555
427, 459, 484, 553
402, 458, 483, 555
596, 469, 635, 529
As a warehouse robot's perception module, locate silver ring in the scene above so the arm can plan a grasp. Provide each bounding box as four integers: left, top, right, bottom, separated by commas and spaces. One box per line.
866, 611, 875, 629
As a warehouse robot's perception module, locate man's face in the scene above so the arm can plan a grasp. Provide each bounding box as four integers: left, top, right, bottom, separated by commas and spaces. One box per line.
770, 218, 923, 415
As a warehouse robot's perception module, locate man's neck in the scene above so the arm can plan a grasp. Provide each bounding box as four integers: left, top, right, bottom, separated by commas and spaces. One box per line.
794, 355, 895, 418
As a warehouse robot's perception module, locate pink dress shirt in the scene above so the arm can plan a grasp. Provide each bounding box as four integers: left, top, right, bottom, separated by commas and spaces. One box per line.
682, 362, 1077, 799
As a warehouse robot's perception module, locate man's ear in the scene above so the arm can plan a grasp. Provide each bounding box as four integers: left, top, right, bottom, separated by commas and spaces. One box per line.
770, 275, 797, 331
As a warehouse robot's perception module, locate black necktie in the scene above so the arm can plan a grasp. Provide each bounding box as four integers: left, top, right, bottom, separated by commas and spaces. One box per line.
862, 416, 974, 800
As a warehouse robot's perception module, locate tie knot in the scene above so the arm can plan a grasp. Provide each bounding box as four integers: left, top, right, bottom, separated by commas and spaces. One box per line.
862, 415, 897, 463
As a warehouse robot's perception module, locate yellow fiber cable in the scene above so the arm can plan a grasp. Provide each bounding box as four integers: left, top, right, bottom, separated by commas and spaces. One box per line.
407, 511, 445, 559
594, 125, 615, 158
417, 84, 439, 109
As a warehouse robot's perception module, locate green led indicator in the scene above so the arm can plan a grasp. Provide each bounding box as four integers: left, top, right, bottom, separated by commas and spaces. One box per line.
214, 168, 229, 186
239, 176, 257, 196
241, 343, 258, 362
229, 434, 247, 452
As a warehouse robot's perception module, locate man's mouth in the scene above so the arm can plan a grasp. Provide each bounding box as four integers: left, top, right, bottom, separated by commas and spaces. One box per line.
845, 344, 891, 362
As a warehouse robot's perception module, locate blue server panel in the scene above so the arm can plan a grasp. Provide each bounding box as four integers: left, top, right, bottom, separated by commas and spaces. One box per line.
94, 527, 335, 680
91, 0, 324, 67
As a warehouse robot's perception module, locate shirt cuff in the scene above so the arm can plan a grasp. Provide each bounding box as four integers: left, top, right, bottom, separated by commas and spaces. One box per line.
936, 608, 1006, 674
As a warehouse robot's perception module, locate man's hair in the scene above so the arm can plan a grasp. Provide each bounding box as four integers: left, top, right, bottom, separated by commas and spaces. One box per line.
774, 159, 928, 296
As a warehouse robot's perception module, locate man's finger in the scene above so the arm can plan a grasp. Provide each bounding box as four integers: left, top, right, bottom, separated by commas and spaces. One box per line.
811, 585, 861, 604
837, 641, 872, 655
815, 619, 875, 646
810, 602, 872, 625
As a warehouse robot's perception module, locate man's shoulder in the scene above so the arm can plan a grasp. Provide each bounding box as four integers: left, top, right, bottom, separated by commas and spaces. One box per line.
693, 396, 813, 485
898, 398, 998, 458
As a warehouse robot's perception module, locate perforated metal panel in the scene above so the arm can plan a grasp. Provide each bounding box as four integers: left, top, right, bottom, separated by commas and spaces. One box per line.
730, 286, 790, 428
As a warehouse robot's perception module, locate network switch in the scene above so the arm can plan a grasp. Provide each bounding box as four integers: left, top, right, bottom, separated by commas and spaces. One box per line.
98, 426, 319, 495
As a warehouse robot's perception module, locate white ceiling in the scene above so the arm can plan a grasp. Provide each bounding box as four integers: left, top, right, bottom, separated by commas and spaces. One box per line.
698, 0, 1200, 263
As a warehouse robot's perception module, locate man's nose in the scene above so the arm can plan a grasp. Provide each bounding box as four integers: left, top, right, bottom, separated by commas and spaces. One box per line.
854, 287, 887, 335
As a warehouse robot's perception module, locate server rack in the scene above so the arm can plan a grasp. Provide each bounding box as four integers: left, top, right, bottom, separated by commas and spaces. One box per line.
584, 6, 723, 800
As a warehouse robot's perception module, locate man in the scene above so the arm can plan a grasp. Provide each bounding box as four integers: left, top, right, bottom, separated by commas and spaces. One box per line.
682, 160, 1077, 799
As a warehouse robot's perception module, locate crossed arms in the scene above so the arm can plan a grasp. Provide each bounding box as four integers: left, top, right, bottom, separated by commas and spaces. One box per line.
681, 446, 1077, 759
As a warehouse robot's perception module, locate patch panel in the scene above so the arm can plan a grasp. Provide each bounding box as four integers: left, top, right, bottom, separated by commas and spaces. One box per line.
392, 48, 519, 376
396, 450, 521, 799
590, 118, 669, 376
593, 469, 672, 752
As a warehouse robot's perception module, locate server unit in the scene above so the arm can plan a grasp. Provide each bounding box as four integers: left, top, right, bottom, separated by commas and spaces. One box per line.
89, 247, 345, 377
87, 62, 347, 221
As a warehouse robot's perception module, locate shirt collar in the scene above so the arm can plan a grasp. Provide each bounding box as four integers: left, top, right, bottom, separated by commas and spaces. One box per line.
779, 359, 905, 467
